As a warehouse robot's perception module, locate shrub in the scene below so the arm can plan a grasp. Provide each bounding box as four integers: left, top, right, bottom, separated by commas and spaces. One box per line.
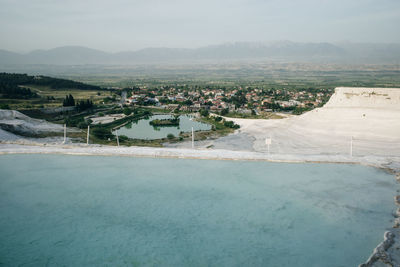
76, 99, 93, 111
123, 107, 132, 115
220, 108, 229, 116
77, 121, 88, 129
200, 109, 209, 117
224, 120, 234, 128
0, 104, 10, 109
223, 120, 240, 129
92, 127, 114, 139
214, 116, 223, 122
118, 135, 129, 142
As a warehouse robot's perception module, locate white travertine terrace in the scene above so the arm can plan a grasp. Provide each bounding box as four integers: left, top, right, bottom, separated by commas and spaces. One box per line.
229, 87, 400, 157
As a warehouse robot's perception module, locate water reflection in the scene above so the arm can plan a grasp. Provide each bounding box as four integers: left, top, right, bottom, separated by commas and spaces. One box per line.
113, 114, 211, 139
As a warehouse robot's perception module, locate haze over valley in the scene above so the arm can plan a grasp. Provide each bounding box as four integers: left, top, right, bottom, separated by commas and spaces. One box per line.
1, 41, 400, 65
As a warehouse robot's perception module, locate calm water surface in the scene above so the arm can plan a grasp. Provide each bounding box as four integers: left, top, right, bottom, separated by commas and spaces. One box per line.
114, 114, 211, 139
0, 154, 396, 266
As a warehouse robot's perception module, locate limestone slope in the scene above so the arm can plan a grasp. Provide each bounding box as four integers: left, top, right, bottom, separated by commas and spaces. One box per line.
233, 87, 400, 156
0, 109, 64, 138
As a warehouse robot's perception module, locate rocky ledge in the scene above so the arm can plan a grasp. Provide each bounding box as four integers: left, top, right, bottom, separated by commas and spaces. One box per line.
359, 173, 400, 267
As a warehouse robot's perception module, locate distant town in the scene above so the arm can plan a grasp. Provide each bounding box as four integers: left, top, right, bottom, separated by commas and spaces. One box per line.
118, 85, 334, 115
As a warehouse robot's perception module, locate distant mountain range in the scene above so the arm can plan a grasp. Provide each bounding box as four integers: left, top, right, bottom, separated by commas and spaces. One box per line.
1, 41, 400, 65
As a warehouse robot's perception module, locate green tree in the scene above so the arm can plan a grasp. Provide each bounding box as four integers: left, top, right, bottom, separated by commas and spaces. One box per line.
224, 120, 240, 129
76, 99, 93, 111
123, 107, 132, 115
63, 94, 75, 106
92, 128, 114, 139
184, 99, 193, 106
200, 109, 209, 117
0, 104, 10, 109
214, 116, 223, 122
220, 108, 229, 116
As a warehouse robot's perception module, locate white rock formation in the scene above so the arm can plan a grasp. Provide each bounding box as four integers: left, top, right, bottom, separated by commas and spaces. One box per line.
230, 87, 400, 157
0, 109, 64, 138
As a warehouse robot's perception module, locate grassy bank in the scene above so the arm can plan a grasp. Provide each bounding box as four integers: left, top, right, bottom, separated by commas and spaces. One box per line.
221, 111, 285, 119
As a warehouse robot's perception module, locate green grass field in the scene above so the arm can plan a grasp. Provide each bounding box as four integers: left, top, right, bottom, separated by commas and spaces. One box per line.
1, 85, 113, 109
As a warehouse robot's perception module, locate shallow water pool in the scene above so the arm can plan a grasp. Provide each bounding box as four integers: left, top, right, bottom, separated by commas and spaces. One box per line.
114, 114, 211, 139
0, 154, 396, 266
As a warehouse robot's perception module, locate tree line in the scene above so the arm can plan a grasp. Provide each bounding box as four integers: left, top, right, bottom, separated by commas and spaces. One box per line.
0, 82, 38, 99
63, 94, 93, 111
0, 73, 102, 93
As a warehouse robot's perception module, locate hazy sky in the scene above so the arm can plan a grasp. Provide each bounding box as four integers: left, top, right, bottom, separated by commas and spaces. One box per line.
0, 0, 399, 52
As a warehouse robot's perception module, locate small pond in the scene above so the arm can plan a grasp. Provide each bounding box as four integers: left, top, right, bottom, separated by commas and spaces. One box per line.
113, 114, 212, 139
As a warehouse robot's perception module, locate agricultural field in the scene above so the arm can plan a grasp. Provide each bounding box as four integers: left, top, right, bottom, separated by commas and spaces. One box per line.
1, 85, 110, 110
42, 62, 400, 90
0, 73, 111, 110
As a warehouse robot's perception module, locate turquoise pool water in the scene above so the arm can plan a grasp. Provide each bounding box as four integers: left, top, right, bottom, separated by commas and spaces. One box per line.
114, 114, 211, 139
0, 154, 396, 266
